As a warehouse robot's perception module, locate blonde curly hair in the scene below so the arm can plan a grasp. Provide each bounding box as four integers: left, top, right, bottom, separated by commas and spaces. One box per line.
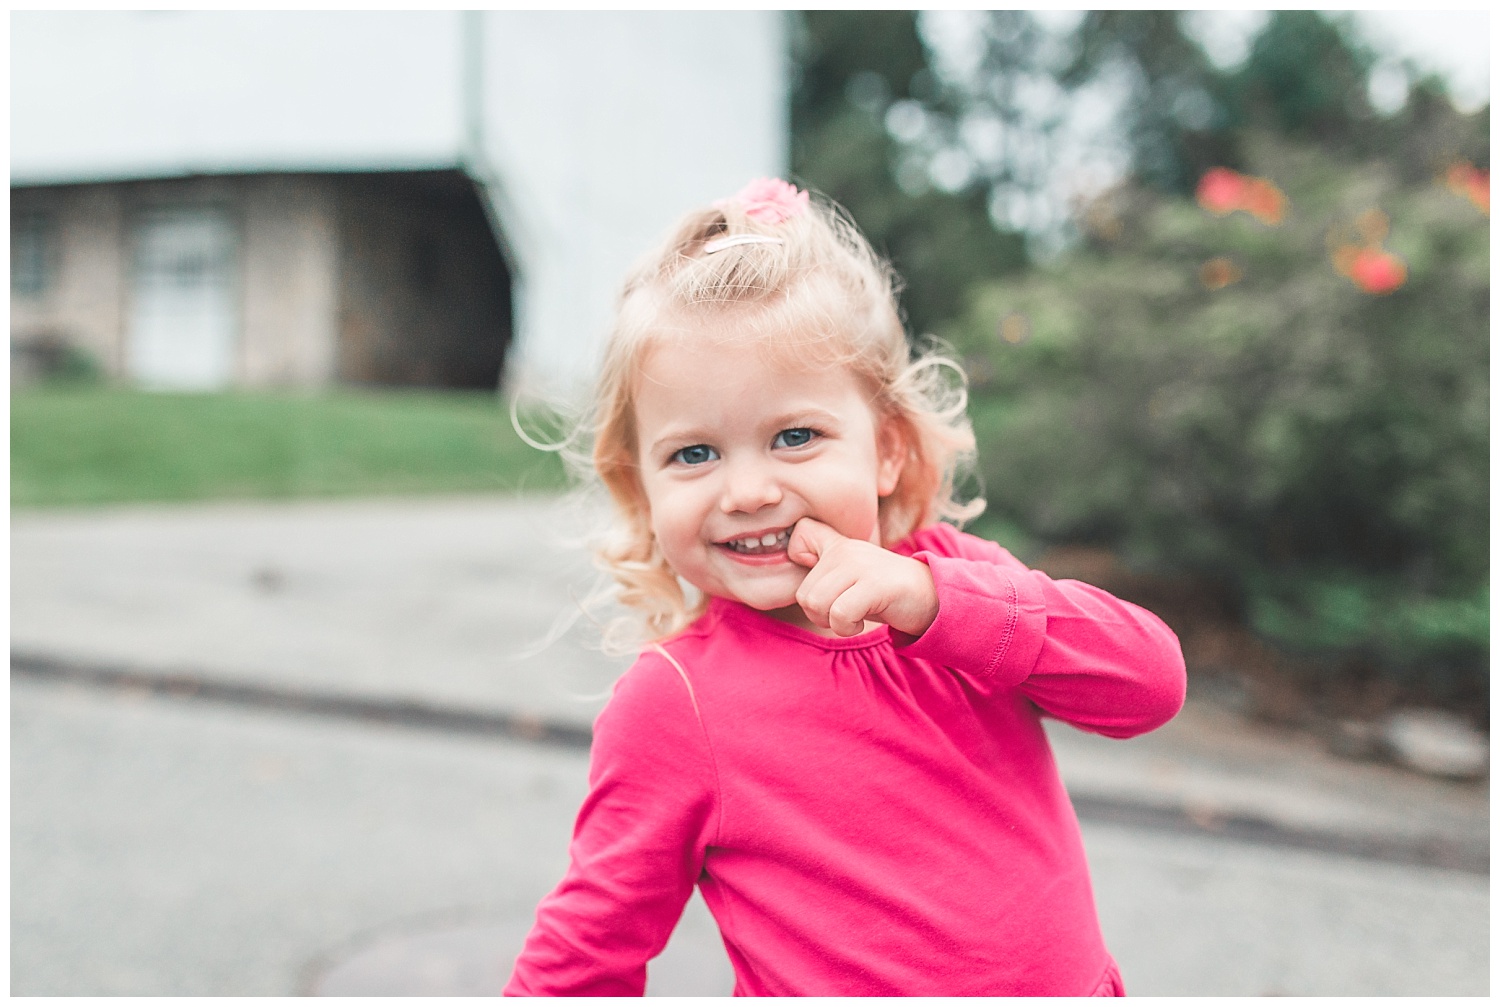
546, 184, 982, 652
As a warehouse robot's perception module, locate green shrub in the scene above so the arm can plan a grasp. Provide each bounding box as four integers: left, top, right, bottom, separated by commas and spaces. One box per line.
947, 135, 1489, 697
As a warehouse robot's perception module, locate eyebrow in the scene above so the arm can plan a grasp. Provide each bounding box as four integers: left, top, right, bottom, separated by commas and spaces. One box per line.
646, 428, 711, 457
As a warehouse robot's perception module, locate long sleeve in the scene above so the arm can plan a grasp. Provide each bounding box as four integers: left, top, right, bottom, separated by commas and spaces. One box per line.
894, 524, 1185, 738
504, 651, 720, 996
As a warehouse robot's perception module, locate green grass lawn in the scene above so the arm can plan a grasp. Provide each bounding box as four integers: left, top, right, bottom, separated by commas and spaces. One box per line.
11, 386, 570, 508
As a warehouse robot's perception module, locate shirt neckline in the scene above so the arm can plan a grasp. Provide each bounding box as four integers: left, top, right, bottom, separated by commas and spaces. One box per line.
708, 595, 893, 651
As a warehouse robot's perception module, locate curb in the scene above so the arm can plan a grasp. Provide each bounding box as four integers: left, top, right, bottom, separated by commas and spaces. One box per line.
12, 650, 1487, 877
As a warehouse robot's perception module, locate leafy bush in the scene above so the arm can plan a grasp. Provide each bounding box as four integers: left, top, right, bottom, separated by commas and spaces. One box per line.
947, 134, 1488, 700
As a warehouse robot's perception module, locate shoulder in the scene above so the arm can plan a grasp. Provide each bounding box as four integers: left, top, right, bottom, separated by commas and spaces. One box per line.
600, 647, 701, 730
589, 646, 716, 783
595, 607, 731, 731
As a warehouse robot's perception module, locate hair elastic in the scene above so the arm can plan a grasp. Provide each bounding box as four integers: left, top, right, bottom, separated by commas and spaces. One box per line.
703, 234, 785, 255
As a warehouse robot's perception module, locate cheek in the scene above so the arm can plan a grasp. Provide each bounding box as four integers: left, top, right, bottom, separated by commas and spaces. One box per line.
821, 479, 883, 544
642, 481, 699, 548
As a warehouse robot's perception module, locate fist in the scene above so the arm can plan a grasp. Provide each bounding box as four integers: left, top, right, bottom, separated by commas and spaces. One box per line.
787, 518, 939, 638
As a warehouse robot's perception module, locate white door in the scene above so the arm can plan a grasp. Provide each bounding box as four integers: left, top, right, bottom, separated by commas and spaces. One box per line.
127, 206, 238, 390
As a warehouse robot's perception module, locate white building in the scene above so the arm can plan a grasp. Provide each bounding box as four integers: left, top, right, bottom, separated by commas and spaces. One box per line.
10, 11, 787, 394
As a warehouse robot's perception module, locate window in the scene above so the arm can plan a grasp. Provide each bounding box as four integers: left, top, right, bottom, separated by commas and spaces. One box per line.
11, 211, 55, 297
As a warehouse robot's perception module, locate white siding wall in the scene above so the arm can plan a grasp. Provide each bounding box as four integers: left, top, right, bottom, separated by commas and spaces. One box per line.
10, 12, 465, 181
9, 11, 786, 392
478, 12, 788, 396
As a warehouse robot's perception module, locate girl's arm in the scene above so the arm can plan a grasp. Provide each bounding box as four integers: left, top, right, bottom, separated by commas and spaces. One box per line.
504, 651, 718, 996
895, 523, 1186, 738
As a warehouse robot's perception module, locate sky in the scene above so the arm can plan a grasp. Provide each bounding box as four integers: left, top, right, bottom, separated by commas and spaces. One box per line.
917, 10, 1490, 251
1195, 10, 1490, 114
1349, 10, 1489, 112
930, 11, 1490, 113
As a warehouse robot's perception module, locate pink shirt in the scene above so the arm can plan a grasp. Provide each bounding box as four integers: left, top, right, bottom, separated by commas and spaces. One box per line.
505, 523, 1186, 996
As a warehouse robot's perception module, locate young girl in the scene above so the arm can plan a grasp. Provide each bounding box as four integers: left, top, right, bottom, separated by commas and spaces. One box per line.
504, 178, 1186, 997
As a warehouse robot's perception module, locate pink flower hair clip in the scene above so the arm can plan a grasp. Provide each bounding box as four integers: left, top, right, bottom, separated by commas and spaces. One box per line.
704, 178, 808, 254
715, 177, 809, 225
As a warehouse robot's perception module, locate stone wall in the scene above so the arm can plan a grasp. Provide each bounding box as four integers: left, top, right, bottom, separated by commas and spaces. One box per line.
10, 170, 510, 390
11, 184, 127, 381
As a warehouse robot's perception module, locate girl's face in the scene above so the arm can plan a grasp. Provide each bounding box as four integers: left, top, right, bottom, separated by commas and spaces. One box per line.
633, 334, 906, 629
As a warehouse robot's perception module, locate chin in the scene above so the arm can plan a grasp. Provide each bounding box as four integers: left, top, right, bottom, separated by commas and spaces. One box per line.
723, 579, 802, 614
730, 588, 794, 612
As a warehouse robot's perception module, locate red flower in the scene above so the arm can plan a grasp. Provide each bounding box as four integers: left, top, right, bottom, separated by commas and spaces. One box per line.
1196, 168, 1246, 215
1196, 168, 1287, 224
1446, 163, 1489, 215
1199, 256, 1243, 290
1346, 247, 1407, 295
1240, 178, 1286, 225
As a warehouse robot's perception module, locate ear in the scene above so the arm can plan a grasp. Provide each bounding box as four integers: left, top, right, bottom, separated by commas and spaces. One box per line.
875, 414, 908, 498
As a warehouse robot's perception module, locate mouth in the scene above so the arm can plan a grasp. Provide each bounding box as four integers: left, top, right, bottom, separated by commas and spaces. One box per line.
718, 526, 793, 555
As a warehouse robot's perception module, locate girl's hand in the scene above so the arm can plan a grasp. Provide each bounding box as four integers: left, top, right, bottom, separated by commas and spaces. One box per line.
787, 518, 939, 638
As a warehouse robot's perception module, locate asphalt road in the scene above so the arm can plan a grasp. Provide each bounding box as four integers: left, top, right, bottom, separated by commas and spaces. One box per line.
10, 495, 1490, 996
11, 674, 1486, 997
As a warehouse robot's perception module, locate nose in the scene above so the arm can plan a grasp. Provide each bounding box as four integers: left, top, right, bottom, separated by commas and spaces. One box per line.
718, 455, 782, 514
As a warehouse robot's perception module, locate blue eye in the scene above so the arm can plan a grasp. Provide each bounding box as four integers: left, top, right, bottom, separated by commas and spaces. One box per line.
672, 444, 718, 466
774, 428, 816, 449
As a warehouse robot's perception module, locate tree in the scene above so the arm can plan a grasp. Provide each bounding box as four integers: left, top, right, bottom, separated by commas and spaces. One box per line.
1058, 10, 1240, 194
946, 129, 1489, 709
1228, 11, 1379, 149
789, 11, 1028, 337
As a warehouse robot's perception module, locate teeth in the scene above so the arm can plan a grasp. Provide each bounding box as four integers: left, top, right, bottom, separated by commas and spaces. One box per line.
725, 528, 791, 554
